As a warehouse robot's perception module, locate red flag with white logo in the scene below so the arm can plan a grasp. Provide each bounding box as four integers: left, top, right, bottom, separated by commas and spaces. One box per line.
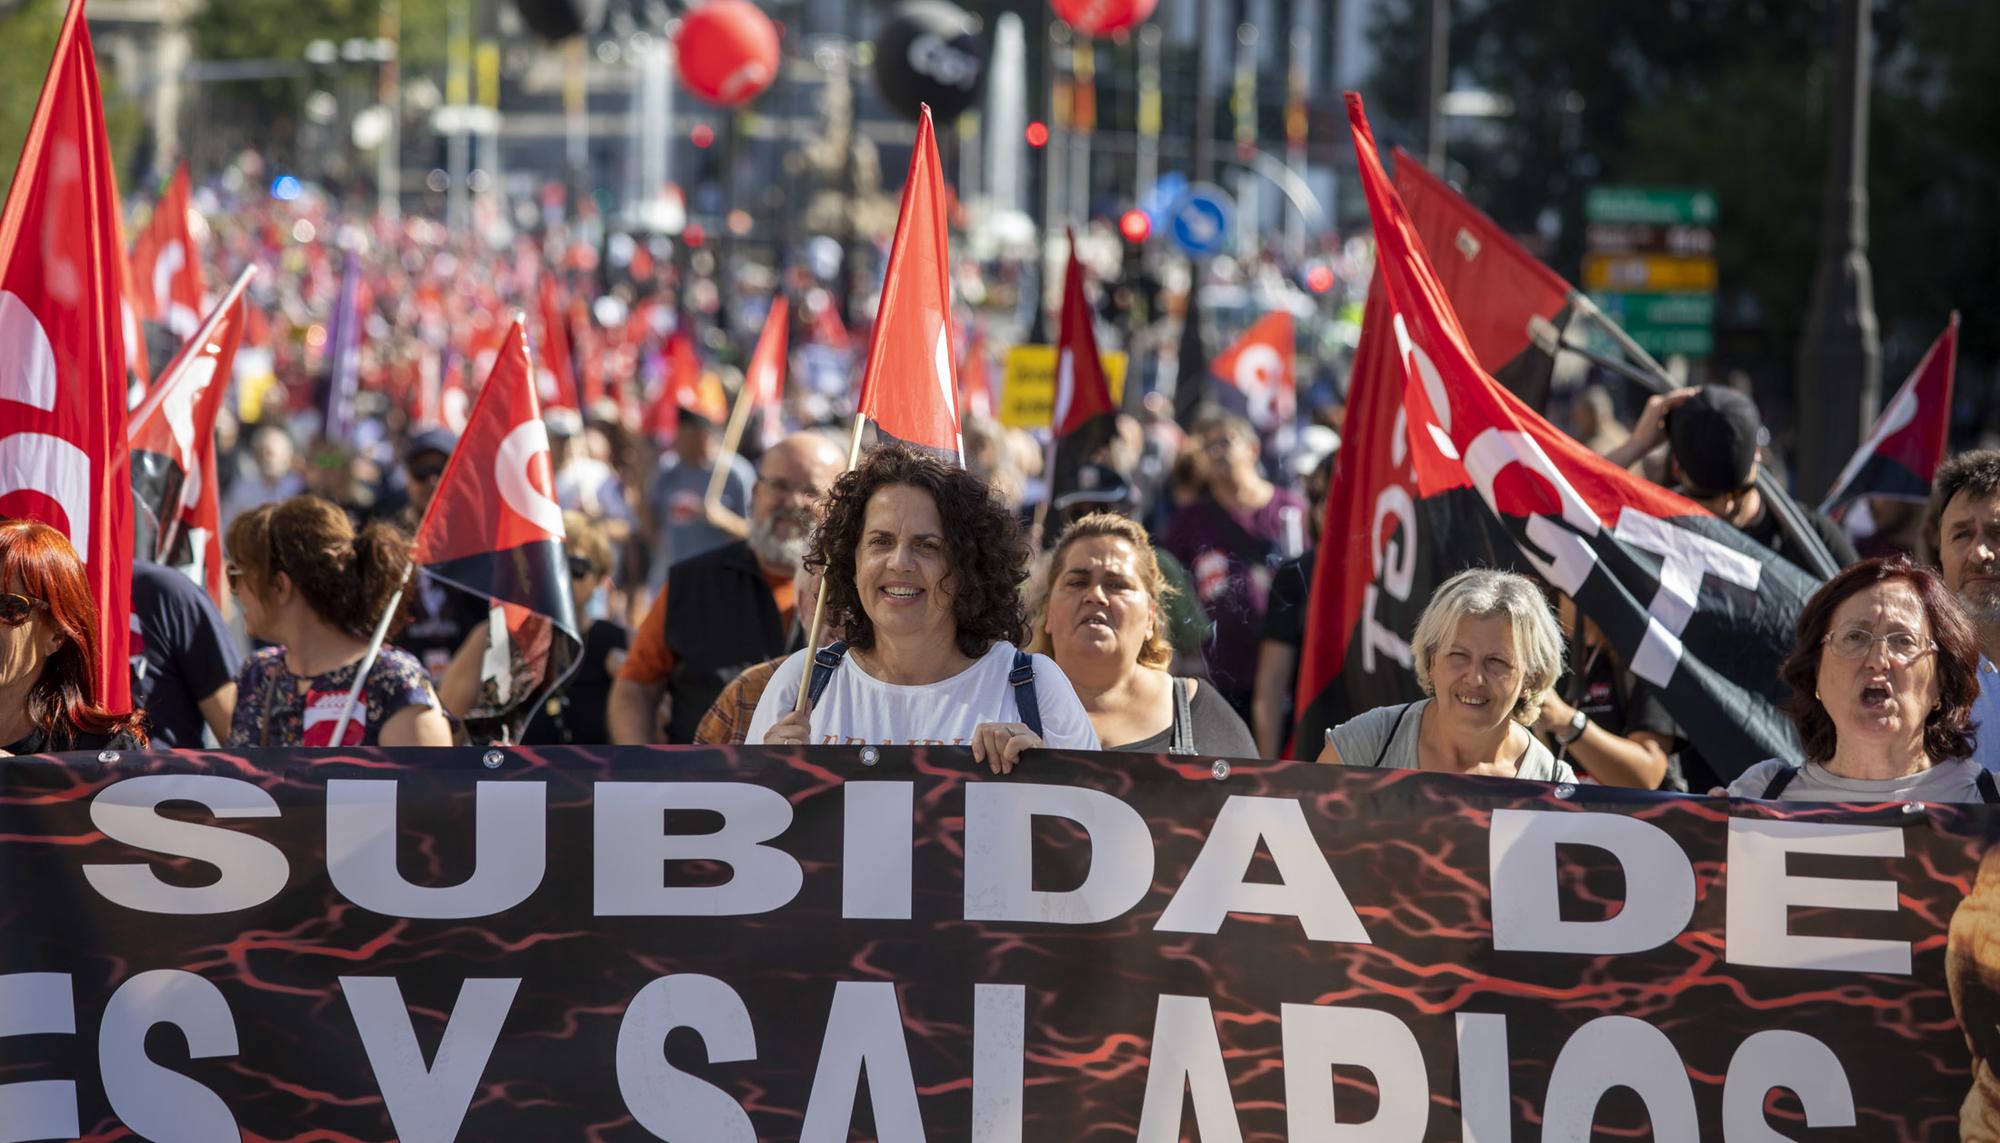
128, 267, 254, 607
129, 162, 205, 339
1820, 312, 1958, 519
855, 106, 961, 461
746, 294, 789, 442
1049, 228, 1118, 508
411, 318, 580, 742
1210, 311, 1295, 434
0, 0, 134, 710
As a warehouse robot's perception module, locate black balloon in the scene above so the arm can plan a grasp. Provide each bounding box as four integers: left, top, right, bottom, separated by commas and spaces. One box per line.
872, 1, 987, 123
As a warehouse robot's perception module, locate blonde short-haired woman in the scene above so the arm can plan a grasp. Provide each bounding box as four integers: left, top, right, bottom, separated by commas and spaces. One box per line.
1317, 568, 1575, 782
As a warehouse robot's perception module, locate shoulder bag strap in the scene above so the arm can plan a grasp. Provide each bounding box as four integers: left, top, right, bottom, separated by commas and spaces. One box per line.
1009, 651, 1043, 740
1979, 769, 1999, 805
807, 641, 848, 708
1371, 703, 1416, 768
1761, 764, 1802, 800
1168, 677, 1197, 756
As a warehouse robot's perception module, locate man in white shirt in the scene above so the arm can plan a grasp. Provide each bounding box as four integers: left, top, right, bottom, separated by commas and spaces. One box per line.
1931, 449, 2000, 770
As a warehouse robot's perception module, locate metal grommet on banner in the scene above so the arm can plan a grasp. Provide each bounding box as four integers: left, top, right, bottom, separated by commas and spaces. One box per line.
861, 747, 880, 767
1211, 759, 1231, 781
482, 750, 505, 770
1904, 801, 1927, 815
97, 751, 119, 765
1554, 783, 1578, 800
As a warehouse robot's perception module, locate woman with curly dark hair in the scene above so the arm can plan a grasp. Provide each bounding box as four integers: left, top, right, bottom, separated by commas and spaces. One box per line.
746, 444, 1098, 770
1730, 556, 1990, 802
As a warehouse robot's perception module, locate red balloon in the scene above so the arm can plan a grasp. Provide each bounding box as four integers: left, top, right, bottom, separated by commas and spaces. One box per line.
676, 0, 780, 107
1050, 0, 1157, 38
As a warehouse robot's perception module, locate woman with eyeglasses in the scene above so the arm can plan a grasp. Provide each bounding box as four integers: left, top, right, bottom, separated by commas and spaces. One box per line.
438, 511, 628, 744
224, 496, 454, 748
1730, 557, 1990, 802
0, 521, 148, 755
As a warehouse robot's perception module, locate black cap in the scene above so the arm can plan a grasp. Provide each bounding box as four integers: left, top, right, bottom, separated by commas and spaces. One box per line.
405, 427, 458, 463
1053, 464, 1133, 514
1669, 387, 1760, 498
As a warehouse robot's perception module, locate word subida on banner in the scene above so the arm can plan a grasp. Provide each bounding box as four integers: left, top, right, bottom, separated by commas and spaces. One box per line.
0, 745, 1988, 1140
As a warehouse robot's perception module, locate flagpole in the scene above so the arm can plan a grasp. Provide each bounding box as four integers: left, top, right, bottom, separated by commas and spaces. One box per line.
703, 365, 760, 513
331, 564, 414, 747
144, 264, 259, 563
1570, 292, 1678, 392
792, 411, 870, 715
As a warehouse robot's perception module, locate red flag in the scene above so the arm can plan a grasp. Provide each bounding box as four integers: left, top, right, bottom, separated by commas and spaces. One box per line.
0, 0, 134, 711
1391, 149, 1573, 376
746, 294, 789, 442
1821, 312, 1959, 517
128, 268, 254, 606
855, 106, 961, 460
129, 162, 205, 338
110, 180, 149, 390
1335, 93, 1813, 780
570, 292, 605, 408
1048, 228, 1118, 508
648, 327, 707, 440
1210, 311, 1295, 433
958, 323, 994, 421
411, 318, 581, 741
538, 272, 578, 410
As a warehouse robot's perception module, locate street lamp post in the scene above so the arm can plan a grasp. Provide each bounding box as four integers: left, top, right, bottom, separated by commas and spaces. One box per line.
1795, 0, 1880, 502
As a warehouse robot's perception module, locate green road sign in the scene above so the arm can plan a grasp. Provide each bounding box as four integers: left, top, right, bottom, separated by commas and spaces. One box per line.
1597, 291, 1716, 358
1585, 187, 1719, 227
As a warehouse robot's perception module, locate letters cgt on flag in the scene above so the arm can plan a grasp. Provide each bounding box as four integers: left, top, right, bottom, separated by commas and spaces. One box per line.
411, 319, 580, 743
0, 0, 134, 710
1344, 93, 1811, 781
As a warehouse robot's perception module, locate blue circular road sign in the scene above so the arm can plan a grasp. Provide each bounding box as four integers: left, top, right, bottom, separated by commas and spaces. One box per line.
1168, 183, 1234, 259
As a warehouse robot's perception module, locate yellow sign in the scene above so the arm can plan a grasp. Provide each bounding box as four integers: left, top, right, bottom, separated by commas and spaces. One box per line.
1582, 253, 1718, 293
1000, 345, 1128, 429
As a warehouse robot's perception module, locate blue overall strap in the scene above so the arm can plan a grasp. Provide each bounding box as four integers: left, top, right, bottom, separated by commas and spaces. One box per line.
1009, 650, 1044, 740
1980, 769, 1999, 805
807, 641, 849, 708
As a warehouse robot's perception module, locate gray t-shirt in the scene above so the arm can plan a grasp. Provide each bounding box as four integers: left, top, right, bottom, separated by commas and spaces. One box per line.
1728, 756, 1989, 803
648, 453, 755, 589
1327, 698, 1576, 783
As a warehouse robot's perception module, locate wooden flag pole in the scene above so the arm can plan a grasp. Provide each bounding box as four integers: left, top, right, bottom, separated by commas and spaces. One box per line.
792, 412, 871, 715
702, 368, 759, 513
330, 563, 414, 746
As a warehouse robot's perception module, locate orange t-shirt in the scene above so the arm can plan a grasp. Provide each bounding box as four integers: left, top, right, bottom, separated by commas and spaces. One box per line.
618, 570, 797, 686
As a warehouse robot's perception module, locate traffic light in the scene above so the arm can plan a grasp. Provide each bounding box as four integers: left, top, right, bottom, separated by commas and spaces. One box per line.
1025, 121, 1050, 148
1118, 209, 1151, 245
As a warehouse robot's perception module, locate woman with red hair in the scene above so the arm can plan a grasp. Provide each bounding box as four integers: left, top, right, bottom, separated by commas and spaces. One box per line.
0, 520, 147, 755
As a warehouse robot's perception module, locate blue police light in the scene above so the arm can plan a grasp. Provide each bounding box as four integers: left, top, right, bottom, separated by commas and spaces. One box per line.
271, 175, 303, 201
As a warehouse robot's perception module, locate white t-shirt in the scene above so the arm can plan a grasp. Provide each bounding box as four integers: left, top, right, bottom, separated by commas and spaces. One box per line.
1728, 756, 1989, 803
744, 641, 1101, 750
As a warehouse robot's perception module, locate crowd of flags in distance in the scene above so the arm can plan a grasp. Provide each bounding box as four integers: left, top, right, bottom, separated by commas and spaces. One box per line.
0, 0, 1964, 754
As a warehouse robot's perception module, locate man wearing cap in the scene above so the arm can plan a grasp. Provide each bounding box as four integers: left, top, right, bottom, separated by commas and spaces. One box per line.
610, 431, 846, 744
391, 427, 489, 682
1608, 386, 1857, 574
1927, 449, 2000, 771
645, 409, 755, 592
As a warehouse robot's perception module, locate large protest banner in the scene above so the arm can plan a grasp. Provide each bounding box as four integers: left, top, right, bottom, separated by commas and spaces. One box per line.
1, 746, 1994, 1141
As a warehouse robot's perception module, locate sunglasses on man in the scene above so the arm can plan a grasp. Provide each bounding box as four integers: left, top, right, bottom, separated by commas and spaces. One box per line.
0, 592, 49, 626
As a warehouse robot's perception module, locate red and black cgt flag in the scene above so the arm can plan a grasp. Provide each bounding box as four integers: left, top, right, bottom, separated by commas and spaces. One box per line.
129, 267, 255, 606
1322, 94, 1811, 780
1048, 227, 1119, 510
1820, 312, 1958, 520
411, 318, 580, 743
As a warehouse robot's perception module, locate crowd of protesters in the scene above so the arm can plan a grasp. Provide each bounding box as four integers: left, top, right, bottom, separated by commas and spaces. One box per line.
4, 162, 1997, 811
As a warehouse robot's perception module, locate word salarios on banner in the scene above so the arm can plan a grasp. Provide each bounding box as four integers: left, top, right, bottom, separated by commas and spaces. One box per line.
0, 747, 1995, 1141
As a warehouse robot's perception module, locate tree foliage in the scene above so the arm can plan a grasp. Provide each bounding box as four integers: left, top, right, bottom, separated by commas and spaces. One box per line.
1364, 0, 2000, 423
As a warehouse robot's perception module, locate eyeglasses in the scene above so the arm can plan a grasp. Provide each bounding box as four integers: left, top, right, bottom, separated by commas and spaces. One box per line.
1823, 627, 1936, 662
0, 592, 49, 626
409, 461, 447, 483
225, 565, 245, 592
757, 475, 823, 502
567, 555, 598, 579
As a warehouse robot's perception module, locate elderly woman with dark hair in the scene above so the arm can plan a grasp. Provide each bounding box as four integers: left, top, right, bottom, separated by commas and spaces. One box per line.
0, 521, 148, 755
1731, 556, 1989, 802
1317, 568, 1576, 782
746, 445, 1098, 770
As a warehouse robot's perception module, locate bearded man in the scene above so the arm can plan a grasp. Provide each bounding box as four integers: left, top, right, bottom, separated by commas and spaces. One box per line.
608, 432, 846, 743
1931, 450, 2000, 773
